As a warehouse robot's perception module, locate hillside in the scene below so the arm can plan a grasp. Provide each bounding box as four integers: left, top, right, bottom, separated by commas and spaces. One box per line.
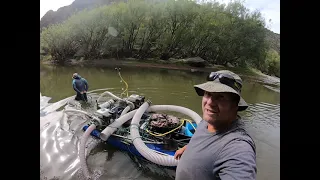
40, 0, 280, 54
265, 29, 280, 54
40, 0, 116, 30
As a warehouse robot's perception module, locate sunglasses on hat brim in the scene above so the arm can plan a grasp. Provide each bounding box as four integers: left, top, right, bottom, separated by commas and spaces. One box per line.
206, 72, 242, 93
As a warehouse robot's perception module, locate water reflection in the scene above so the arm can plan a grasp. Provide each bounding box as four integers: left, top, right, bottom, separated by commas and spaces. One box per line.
40, 65, 280, 180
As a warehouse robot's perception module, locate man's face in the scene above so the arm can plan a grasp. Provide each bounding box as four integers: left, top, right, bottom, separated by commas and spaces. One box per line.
72, 73, 78, 79
202, 91, 238, 126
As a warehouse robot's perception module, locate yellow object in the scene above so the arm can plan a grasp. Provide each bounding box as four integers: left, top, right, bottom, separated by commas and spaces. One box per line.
118, 71, 129, 97
145, 119, 185, 137
183, 119, 197, 131
145, 118, 197, 137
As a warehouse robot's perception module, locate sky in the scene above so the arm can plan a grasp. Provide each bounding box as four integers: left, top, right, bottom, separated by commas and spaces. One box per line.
40, 0, 74, 19
40, 0, 279, 34
220, 0, 280, 34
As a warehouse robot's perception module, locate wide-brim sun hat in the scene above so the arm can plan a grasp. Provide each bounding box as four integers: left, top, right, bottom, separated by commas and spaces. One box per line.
194, 70, 248, 111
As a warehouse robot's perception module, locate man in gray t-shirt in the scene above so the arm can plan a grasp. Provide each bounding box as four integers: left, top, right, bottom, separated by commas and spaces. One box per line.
175, 70, 257, 180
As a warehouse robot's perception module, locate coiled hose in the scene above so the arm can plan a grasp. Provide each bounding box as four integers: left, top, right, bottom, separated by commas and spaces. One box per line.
130, 102, 202, 167
79, 109, 139, 179
99, 109, 138, 141
63, 109, 101, 179
96, 91, 134, 109
80, 124, 96, 179
64, 95, 201, 177
97, 91, 122, 102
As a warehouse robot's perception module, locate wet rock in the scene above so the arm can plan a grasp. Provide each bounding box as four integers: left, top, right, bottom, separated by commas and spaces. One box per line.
183, 57, 207, 67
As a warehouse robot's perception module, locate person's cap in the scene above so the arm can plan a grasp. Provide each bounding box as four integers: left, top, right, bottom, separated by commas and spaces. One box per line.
194, 70, 248, 111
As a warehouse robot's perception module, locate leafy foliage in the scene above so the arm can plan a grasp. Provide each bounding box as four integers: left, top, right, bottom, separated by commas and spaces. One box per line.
40, 0, 279, 76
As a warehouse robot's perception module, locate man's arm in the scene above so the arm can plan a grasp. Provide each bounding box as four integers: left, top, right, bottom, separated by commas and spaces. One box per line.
72, 80, 81, 93
82, 78, 89, 91
181, 145, 187, 151
174, 145, 188, 160
214, 139, 257, 180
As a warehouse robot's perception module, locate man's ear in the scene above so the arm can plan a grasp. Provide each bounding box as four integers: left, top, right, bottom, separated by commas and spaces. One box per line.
235, 105, 239, 111
233, 102, 239, 111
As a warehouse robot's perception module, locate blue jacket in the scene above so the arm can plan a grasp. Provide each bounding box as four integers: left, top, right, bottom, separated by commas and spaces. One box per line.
72, 75, 89, 93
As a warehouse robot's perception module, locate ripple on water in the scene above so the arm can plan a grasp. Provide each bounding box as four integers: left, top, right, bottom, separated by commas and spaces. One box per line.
241, 102, 280, 180
41, 92, 280, 180
243, 102, 280, 128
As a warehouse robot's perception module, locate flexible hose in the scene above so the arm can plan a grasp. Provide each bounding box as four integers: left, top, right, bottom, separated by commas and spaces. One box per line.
80, 124, 96, 179
43, 88, 113, 112
64, 108, 102, 178
100, 109, 138, 141
120, 105, 131, 117
76, 109, 139, 179
96, 91, 135, 109
145, 119, 196, 137
146, 105, 202, 125
63, 93, 201, 174
99, 99, 115, 109
63, 108, 100, 179
97, 91, 122, 102
130, 102, 202, 167
64, 109, 102, 125
87, 88, 115, 94
145, 119, 185, 137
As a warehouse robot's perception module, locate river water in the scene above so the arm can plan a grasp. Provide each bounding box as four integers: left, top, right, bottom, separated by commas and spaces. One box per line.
40, 64, 280, 180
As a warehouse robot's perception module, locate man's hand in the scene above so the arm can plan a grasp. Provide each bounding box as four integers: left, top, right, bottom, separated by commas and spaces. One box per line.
80, 91, 84, 94
83, 91, 87, 93
174, 146, 187, 160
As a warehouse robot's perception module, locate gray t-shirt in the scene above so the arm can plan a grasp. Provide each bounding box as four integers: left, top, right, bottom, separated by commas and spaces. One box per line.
175, 119, 256, 180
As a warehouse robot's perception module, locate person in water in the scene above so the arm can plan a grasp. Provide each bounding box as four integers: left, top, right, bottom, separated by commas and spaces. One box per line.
72, 73, 89, 102
174, 70, 256, 180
